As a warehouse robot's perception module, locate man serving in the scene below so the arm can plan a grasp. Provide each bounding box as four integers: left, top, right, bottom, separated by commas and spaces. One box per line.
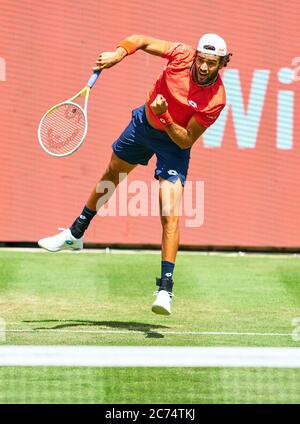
38, 33, 232, 315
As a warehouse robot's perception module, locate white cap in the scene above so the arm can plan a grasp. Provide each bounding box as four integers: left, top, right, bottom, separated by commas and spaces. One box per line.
197, 33, 227, 57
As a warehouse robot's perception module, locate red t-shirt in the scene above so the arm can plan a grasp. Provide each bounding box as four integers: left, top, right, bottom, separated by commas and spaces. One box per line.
146, 42, 226, 131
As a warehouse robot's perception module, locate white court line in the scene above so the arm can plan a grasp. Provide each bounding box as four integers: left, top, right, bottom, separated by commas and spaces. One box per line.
0, 247, 299, 257
0, 346, 300, 367
5, 328, 295, 337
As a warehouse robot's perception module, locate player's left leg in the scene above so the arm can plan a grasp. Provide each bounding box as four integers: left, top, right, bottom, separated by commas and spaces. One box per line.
159, 177, 182, 263
152, 177, 183, 316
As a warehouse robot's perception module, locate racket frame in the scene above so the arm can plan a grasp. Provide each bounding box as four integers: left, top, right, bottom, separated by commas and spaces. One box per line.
38, 71, 101, 157
38, 86, 92, 158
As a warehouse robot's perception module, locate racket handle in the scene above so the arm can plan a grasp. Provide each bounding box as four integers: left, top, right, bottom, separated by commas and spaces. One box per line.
87, 70, 101, 88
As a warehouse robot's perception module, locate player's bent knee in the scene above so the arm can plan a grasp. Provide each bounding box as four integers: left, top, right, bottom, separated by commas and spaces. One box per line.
161, 206, 172, 217
105, 166, 119, 184
104, 162, 125, 185
161, 214, 179, 231
104, 155, 135, 185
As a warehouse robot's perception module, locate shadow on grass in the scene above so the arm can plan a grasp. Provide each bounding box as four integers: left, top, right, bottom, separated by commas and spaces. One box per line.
22, 319, 170, 339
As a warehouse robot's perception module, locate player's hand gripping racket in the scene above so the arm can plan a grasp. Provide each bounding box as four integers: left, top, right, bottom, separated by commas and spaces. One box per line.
38, 71, 101, 157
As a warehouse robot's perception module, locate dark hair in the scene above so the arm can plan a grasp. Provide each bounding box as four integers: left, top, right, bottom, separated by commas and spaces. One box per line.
220, 53, 233, 68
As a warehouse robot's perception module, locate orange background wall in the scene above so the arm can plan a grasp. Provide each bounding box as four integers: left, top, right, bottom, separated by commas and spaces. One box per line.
0, 0, 299, 247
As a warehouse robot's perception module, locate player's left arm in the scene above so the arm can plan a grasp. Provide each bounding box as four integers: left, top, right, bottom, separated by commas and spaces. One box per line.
150, 94, 206, 149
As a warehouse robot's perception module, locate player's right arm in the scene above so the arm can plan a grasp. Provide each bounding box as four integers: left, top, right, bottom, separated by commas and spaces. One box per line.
93, 35, 170, 71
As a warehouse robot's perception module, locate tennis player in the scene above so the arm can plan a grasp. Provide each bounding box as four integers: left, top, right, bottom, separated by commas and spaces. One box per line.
38, 34, 232, 315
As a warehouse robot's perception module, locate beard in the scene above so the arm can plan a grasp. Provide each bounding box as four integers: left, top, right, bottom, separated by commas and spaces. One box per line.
191, 62, 219, 86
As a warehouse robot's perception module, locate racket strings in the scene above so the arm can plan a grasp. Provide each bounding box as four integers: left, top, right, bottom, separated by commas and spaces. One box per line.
39, 104, 86, 155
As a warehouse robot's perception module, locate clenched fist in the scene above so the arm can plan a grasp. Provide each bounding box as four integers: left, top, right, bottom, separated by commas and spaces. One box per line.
150, 94, 168, 115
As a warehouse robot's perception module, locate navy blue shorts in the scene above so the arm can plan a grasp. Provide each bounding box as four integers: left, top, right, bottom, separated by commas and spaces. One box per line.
112, 105, 191, 185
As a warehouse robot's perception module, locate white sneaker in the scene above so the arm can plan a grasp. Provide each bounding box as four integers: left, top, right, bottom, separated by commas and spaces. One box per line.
38, 228, 83, 252
151, 290, 173, 316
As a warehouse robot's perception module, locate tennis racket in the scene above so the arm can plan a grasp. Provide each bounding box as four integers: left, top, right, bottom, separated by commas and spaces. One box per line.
38, 71, 101, 157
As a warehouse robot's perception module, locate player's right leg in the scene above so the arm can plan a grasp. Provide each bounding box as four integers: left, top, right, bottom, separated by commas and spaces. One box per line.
38, 104, 154, 251
38, 153, 137, 252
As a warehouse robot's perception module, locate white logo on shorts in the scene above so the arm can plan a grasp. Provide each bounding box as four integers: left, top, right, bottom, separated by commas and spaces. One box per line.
188, 100, 198, 108
168, 170, 178, 176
